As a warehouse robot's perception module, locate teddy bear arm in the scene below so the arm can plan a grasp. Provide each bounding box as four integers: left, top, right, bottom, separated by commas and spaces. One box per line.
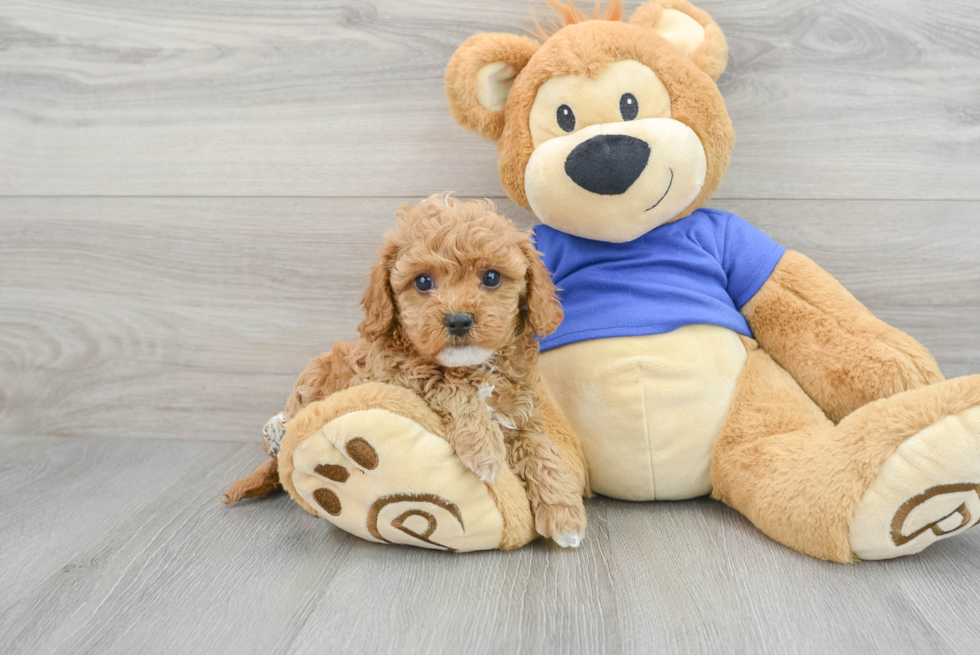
741, 250, 944, 423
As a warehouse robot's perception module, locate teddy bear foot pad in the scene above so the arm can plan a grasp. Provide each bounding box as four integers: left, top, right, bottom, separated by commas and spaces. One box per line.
850, 404, 980, 560
289, 408, 506, 552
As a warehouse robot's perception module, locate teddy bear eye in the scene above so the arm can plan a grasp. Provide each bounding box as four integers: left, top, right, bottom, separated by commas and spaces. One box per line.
414, 274, 433, 292
556, 104, 576, 132
482, 270, 502, 288
620, 93, 638, 121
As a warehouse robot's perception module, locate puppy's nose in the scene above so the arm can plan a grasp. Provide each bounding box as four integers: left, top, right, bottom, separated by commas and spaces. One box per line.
444, 312, 474, 337
565, 134, 650, 195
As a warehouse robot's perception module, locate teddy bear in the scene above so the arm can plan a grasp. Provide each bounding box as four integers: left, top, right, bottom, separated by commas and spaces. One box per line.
440, 0, 980, 562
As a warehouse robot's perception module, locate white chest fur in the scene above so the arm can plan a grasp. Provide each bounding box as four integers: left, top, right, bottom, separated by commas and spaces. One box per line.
475, 380, 517, 430
539, 325, 747, 501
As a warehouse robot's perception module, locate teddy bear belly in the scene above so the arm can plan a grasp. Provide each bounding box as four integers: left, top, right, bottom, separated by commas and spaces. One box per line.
539, 325, 747, 501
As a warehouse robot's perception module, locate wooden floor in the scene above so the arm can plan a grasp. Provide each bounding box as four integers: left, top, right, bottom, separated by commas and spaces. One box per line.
2, 1, 979, 653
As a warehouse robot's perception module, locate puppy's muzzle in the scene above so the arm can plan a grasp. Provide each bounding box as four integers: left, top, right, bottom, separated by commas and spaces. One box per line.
444, 312, 475, 337
564, 134, 651, 195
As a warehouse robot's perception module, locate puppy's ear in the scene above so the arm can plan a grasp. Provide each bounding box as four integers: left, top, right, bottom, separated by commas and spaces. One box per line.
519, 237, 563, 338
629, 1, 729, 80
445, 33, 539, 141
358, 240, 399, 341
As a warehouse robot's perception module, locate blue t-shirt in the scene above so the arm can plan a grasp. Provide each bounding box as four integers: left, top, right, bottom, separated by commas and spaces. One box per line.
533, 208, 786, 352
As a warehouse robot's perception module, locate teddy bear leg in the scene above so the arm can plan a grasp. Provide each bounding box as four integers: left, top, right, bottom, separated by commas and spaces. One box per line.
276, 382, 537, 552
711, 340, 980, 562
845, 377, 980, 560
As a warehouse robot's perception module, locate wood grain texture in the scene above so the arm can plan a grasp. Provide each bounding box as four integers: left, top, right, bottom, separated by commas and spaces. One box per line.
1, 0, 979, 199
1, 435, 979, 655
2, 196, 977, 442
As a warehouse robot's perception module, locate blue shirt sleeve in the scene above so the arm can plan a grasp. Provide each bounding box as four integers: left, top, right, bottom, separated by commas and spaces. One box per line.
719, 213, 786, 309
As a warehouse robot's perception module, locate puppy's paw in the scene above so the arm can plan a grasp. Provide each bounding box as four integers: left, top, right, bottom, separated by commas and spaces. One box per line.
534, 494, 587, 548
261, 413, 287, 456
453, 437, 507, 484
555, 532, 583, 549
475, 461, 501, 484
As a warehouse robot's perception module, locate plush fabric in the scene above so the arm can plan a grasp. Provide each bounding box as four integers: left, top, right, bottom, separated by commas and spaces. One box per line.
445, 33, 540, 141
534, 208, 785, 351
742, 251, 945, 423
628, 1, 729, 80
540, 326, 746, 500
528, 59, 672, 148
494, 18, 734, 226
850, 405, 980, 560
645, 8, 704, 55
525, 115, 709, 241
291, 409, 505, 552
280, 383, 538, 551
563, 134, 651, 195
712, 340, 980, 562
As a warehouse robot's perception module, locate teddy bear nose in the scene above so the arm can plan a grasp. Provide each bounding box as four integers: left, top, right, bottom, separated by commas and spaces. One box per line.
444, 312, 474, 337
564, 134, 651, 195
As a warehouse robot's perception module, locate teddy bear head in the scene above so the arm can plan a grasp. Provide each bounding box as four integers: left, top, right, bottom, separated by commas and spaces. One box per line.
446, 0, 733, 243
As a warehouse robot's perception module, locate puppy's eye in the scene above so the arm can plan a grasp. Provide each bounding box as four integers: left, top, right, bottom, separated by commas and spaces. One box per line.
556, 104, 575, 132
414, 274, 433, 292
482, 270, 502, 288
620, 93, 638, 121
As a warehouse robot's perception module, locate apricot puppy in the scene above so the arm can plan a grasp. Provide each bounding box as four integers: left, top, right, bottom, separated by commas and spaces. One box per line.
283, 194, 587, 546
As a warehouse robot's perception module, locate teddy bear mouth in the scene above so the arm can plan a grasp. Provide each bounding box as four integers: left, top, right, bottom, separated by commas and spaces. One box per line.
644, 168, 674, 212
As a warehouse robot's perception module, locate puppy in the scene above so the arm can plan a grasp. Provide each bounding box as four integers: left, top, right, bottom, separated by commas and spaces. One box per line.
282, 193, 587, 545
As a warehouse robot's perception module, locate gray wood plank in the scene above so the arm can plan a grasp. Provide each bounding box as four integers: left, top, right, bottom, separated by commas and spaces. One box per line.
0, 437, 242, 613
1, 0, 978, 199
0, 435, 65, 464
2, 196, 977, 442
1, 435, 979, 655
601, 499, 980, 654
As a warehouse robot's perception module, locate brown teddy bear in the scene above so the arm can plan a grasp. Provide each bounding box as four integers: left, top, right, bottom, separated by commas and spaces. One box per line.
442, 0, 980, 562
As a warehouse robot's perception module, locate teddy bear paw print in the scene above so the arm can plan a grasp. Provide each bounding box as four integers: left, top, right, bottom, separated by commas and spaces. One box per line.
851, 404, 980, 559
287, 409, 507, 552
308, 437, 464, 551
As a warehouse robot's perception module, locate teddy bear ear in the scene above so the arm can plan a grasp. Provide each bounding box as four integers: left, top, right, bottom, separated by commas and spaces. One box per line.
445, 33, 540, 141
629, 0, 729, 81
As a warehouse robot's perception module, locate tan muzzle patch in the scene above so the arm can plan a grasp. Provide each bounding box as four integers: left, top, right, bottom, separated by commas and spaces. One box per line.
525, 118, 706, 243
